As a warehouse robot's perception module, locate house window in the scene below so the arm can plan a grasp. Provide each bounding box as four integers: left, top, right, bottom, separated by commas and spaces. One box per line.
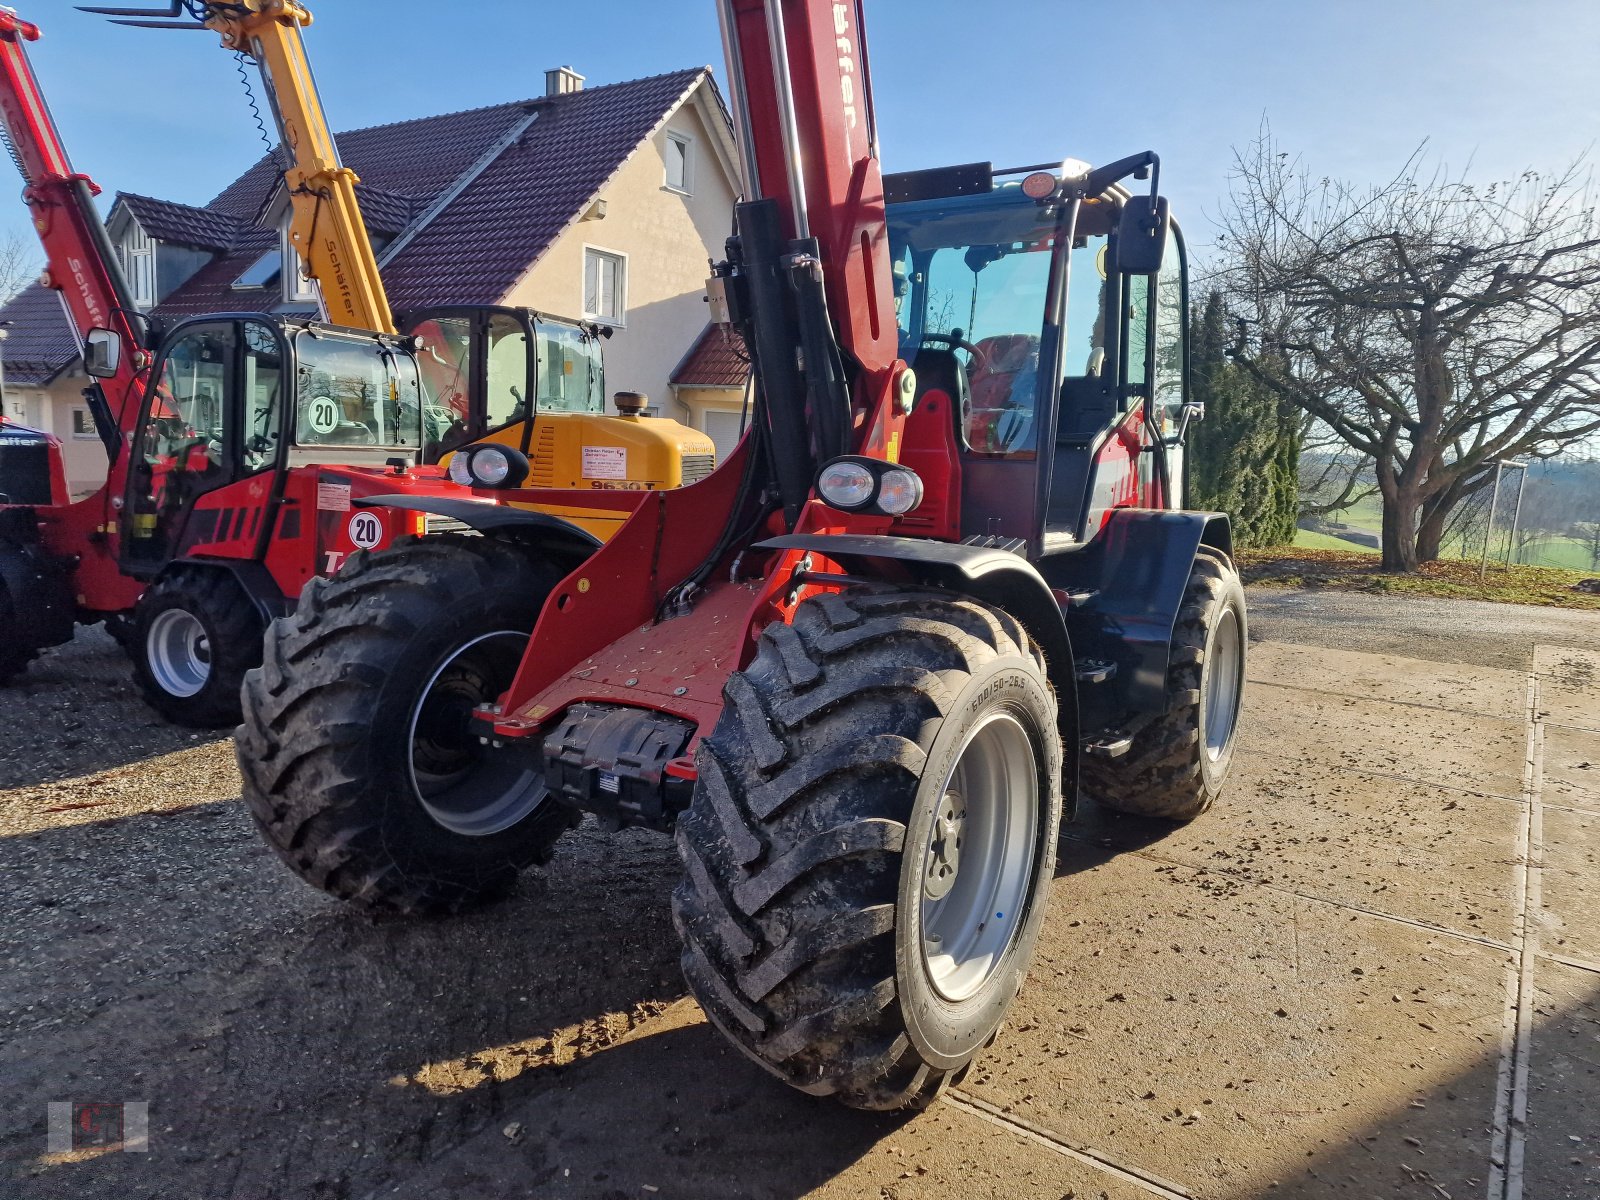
71, 408, 97, 439
120, 221, 155, 308
583, 248, 626, 326
664, 132, 692, 194
232, 249, 280, 291
281, 226, 318, 303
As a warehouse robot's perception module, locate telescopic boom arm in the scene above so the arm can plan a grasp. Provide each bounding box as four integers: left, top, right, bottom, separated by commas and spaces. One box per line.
0, 10, 147, 427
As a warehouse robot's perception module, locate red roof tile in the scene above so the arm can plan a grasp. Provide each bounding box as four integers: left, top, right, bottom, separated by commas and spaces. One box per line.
670, 322, 750, 389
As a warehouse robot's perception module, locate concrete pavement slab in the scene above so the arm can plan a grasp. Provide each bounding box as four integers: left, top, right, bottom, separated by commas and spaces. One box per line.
1543, 724, 1600, 814
1521, 961, 1600, 1200
1247, 641, 1527, 720
1533, 645, 1600, 691
1541, 806, 1600, 965
1238, 680, 1526, 799
971, 850, 1510, 1200
1072, 754, 1521, 946
1539, 688, 1600, 734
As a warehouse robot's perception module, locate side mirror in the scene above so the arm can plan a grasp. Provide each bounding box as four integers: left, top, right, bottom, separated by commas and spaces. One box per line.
83, 327, 122, 379
1113, 195, 1170, 276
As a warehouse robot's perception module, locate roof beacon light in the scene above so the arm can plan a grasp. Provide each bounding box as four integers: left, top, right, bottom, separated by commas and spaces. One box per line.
1021, 171, 1057, 201
1059, 158, 1092, 185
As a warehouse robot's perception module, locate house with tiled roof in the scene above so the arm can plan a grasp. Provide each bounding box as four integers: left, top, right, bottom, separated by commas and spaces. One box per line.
0, 64, 739, 494
670, 321, 753, 459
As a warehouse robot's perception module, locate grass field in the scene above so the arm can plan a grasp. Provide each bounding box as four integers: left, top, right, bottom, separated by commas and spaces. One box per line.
1293, 527, 1375, 552
1240, 546, 1600, 610
1306, 493, 1600, 572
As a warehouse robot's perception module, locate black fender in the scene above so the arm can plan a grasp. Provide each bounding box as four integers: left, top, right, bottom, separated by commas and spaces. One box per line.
1040, 509, 1233, 717
159, 558, 290, 624
356, 495, 602, 569
0, 511, 75, 652
755, 532, 1079, 740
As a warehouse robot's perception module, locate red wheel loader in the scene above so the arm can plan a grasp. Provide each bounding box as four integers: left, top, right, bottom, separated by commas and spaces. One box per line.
236, 0, 1248, 1110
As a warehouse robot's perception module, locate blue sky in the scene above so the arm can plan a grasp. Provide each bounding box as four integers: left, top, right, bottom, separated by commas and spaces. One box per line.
9, 0, 1600, 264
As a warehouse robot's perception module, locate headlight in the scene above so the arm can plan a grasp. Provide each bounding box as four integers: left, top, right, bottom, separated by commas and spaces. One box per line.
471, 446, 514, 486
450, 444, 530, 489
875, 468, 924, 516
813, 457, 924, 517
817, 460, 876, 509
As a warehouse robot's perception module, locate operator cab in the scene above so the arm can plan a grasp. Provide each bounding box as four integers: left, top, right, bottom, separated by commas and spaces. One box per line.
400, 306, 607, 462
110, 314, 425, 569
886, 159, 1189, 558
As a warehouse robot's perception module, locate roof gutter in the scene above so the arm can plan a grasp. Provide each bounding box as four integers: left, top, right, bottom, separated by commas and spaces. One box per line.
377, 106, 541, 269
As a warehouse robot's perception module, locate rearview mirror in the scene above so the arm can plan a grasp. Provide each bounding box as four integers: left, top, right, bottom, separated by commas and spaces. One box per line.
1113, 195, 1170, 276
83, 327, 121, 379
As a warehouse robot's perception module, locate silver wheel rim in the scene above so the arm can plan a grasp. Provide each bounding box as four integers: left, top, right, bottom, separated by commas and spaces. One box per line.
1204, 607, 1243, 761
407, 630, 548, 838
147, 608, 211, 698
920, 712, 1040, 1003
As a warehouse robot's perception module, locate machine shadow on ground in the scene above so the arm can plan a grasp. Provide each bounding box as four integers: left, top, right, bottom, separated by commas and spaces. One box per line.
0, 797, 695, 1200
0, 630, 212, 792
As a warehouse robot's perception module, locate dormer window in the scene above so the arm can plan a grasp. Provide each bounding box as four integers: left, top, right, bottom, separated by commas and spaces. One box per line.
120, 221, 155, 308
281, 226, 318, 303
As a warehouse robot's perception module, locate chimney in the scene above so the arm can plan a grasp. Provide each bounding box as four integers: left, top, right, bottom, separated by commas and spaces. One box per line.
545, 66, 585, 97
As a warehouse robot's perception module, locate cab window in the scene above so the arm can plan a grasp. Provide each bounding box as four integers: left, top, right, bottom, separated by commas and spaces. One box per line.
242, 320, 283, 473
535, 321, 605, 415
413, 316, 473, 454
486, 313, 532, 429
294, 333, 424, 450
1151, 229, 1186, 437
144, 322, 230, 477
891, 193, 1059, 457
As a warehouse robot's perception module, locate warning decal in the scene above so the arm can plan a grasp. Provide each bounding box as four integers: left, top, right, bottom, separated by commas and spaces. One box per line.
582, 445, 628, 480
317, 481, 352, 512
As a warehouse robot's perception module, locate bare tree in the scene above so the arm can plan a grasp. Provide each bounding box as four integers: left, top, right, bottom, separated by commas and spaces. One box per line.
1216, 129, 1600, 571
0, 229, 38, 306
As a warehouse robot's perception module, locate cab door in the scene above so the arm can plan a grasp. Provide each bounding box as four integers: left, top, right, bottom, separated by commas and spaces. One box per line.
122, 318, 286, 569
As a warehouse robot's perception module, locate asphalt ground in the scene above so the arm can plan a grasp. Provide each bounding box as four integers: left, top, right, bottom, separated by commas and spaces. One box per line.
1, 586, 1597, 1199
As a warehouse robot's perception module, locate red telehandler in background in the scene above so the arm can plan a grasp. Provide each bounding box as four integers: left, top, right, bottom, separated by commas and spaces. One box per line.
0, 10, 606, 725
236, 0, 1248, 1110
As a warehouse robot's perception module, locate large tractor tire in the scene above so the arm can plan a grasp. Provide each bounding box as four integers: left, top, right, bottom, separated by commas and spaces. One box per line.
237, 536, 576, 916
1084, 549, 1246, 821
0, 581, 39, 684
673, 588, 1062, 1110
131, 569, 264, 728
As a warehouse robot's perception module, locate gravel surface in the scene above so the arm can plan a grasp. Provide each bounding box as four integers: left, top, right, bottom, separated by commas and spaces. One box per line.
1, 629, 684, 1200
1245, 584, 1600, 670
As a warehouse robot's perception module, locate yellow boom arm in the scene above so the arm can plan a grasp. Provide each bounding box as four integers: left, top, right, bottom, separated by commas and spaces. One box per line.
204, 0, 395, 333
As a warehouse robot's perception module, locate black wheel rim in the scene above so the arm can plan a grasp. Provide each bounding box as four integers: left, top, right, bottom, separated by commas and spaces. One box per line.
406, 630, 547, 837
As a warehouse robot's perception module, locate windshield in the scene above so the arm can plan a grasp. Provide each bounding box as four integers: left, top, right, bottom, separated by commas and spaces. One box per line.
293, 331, 425, 450
535, 320, 605, 414
890, 188, 1062, 454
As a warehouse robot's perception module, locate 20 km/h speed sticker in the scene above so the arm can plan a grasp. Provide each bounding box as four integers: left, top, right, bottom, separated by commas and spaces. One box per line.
308, 395, 340, 435
347, 510, 384, 550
